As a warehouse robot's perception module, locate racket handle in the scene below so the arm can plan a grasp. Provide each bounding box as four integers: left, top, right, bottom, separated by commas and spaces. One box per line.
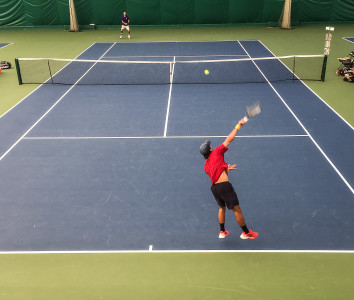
236, 117, 248, 130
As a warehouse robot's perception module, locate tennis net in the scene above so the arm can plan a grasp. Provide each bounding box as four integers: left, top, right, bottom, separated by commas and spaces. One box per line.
15, 54, 326, 85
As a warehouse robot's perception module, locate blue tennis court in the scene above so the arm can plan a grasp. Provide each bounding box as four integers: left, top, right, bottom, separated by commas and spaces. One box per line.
0, 41, 353, 252
343, 37, 354, 43
0, 43, 11, 49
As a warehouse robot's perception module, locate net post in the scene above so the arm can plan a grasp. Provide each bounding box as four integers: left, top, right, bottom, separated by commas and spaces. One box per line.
15, 58, 23, 85
321, 55, 328, 82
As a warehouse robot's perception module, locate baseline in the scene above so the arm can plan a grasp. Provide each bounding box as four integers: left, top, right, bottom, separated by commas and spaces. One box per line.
0, 249, 353, 255
104, 54, 249, 58
106, 40, 247, 58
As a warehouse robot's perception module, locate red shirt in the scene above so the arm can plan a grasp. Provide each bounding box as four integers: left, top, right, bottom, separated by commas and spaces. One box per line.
204, 144, 229, 184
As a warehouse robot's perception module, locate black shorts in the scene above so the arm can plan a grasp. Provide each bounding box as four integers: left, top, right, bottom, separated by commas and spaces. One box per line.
211, 182, 239, 210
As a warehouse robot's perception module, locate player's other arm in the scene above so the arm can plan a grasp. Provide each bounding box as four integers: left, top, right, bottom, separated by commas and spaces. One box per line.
222, 119, 245, 148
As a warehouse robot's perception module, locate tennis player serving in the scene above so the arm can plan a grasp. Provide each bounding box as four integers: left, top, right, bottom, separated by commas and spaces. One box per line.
120, 11, 130, 39
200, 107, 260, 240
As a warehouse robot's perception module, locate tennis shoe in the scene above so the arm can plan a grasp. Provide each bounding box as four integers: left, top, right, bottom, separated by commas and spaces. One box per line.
219, 230, 229, 239
128, 35, 131, 39
240, 230, 258, 240
120, 35, 122, 39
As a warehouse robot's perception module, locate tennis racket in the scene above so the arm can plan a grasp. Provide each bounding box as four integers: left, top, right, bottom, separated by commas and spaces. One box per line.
243, 102, 261, 123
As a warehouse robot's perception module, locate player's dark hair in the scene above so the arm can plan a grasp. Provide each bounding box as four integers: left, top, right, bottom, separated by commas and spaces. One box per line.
203, 152, 211, 159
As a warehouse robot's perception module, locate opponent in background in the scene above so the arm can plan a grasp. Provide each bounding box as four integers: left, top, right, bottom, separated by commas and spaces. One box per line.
120, 11, 130, 39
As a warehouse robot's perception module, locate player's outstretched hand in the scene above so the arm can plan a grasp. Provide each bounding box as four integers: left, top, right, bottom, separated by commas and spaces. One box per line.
238, 118, 246, 127
228, 164, 237, 171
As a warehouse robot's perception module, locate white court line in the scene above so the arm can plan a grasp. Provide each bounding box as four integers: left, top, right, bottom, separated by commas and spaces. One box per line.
0, 43, 116, 163
238, 41, 354, 194
111, 40, 260, 44
0, 43, 97, 120
343, 37, 354, 43
0, 249, 353, 255
258, 40, 354, 131
23, 134, 309, 140
163, 56, 175, 137
0, 42, 13, 49
104, 54, 249, 58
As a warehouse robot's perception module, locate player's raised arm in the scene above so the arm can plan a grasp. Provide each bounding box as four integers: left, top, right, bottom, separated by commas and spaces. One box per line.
222, 119, 245, 148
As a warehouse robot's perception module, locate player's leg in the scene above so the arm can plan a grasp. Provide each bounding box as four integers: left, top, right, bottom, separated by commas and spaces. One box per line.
120, 26, 124, 38
218, 206, 229, 238
221, 182, 258, 240
211, 184, 229, 238
232, 205, 258, 239
218, 206, 226, 224
127, 26, 131, 39
232, 205, 246, 227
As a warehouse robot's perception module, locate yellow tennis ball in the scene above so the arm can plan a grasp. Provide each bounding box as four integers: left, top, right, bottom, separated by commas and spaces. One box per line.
204, 69, 209, 75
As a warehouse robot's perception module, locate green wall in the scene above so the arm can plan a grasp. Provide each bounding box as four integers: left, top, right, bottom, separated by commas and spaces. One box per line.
0, 0, 354, 26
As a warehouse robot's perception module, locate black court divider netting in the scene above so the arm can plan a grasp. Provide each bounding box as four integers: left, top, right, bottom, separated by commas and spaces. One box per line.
16, 55, 325, 85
